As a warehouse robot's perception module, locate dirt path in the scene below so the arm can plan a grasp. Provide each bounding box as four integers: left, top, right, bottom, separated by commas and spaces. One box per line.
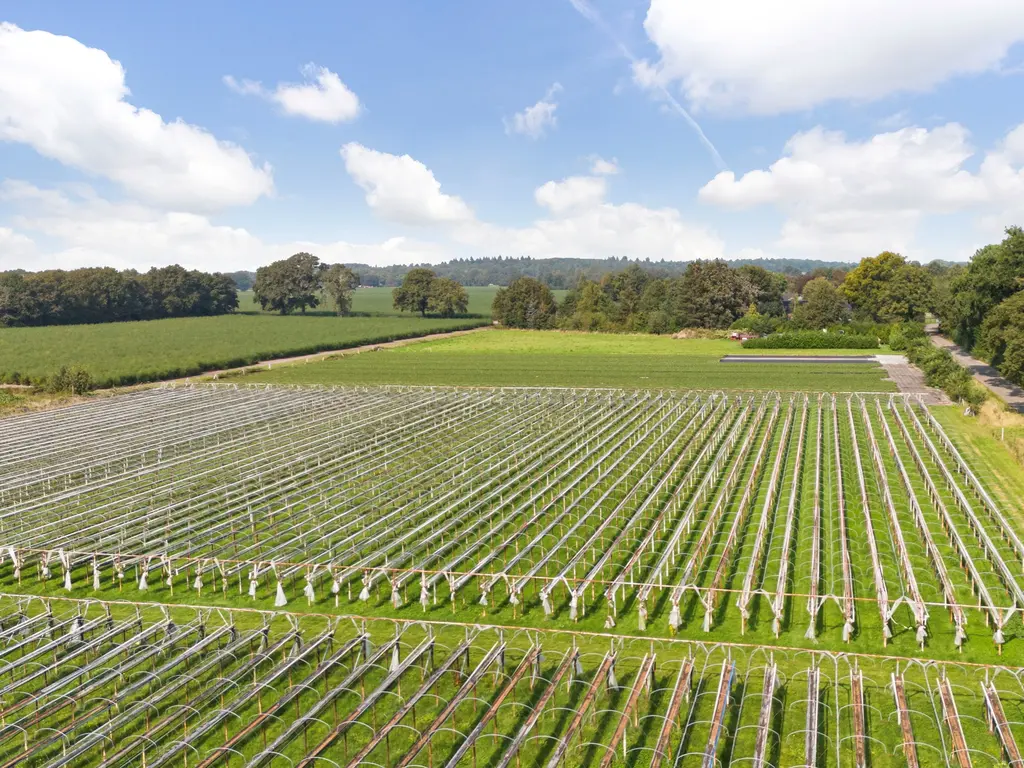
928, 326, 1024, 412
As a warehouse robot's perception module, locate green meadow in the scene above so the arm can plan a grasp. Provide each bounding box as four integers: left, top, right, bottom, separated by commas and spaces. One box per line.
242, 328, 897, 391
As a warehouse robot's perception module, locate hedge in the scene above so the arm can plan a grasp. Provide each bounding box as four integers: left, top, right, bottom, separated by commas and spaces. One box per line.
742, 332, 879, 350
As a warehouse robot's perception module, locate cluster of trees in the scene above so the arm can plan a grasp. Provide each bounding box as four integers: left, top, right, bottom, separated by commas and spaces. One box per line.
494, 262, 788, 333
493, 252, 947, 336
392, 268, 469, 317
492, 262, 786, 333
937, 227, 1024, 387
0, 266, 238, 327
253, 253, 359, 315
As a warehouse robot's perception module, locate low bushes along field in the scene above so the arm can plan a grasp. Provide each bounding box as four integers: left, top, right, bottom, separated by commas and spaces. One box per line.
742, 331, 879, 350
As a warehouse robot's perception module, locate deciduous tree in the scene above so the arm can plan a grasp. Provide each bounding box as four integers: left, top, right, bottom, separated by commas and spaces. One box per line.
791, 277, 849, 329
253, 252, 322, 315
392, 268, 437, 316
322, 264, 359, 316
428, 277, 469, 317
840, 251, 933, 322
492, 277, 557, 328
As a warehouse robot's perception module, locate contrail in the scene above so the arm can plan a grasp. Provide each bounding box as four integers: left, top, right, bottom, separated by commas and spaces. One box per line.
566, 0, 728, 170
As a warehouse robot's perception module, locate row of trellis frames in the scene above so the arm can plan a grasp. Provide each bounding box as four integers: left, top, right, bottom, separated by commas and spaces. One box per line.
1, 593, 1024, 767
3, 386, 1024, 650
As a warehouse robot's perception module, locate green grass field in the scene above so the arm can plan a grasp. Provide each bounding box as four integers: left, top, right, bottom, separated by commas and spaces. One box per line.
242, 329, 897, 391
0, 314, 487, 387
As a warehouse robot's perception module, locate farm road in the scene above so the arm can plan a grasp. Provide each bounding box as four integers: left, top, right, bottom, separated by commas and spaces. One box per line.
928, 325, 1024, 412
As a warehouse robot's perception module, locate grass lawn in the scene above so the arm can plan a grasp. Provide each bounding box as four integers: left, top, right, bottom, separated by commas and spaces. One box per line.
0, 314, 487, 387
241, 328, 898, 391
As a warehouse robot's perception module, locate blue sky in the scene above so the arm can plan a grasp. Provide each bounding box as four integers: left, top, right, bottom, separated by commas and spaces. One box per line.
2, 0, 1024, 272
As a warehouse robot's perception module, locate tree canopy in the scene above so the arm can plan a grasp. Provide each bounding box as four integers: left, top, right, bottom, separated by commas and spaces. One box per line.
253, 252, 322, 315
840, 251, 933, 322
428, 277, 469, 317
392, 268, 439, 316
791, 277, 849, 329
0, 266, 237, 327
322, 264, 359, 316
492, 277, 558, 329
945, 227, 1024, 349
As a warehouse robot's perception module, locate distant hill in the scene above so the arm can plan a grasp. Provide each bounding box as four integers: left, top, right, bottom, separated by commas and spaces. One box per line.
228, 256, 853, 290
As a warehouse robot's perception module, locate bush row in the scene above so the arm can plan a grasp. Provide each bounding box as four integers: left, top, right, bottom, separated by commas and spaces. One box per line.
903, 337, 987, 412
742, 332, 879, 350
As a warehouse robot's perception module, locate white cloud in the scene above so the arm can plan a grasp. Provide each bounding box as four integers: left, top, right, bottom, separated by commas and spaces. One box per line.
340, 142, 474, 226
337, 143, 723, 261
641, 0, 1024, 113
224, 64, 361, 123
0, 23, 273, 212
505, 84, 562, 139
0, 226, 37, 269
589, 156, 620, 175
1, 181, 448, 271
699, 122, 1024, 257
460, 203, 724, 262
534, 176, 607, 214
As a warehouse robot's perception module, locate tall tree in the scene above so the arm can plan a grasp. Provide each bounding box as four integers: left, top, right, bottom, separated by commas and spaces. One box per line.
737, 264, 788, 316
392, 268, 437, 316
253, 252, 322, 315
791, 277, 849, 329
944, 227, 1024, 349
667, 260, 756, 329
492, 277, 557, 328
428, 277, 469, 317
322, 264, 359, 316
840, 251, 933, 322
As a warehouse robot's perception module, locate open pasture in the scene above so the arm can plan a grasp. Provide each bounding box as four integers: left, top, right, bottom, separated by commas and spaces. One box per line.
1, 385, 1022, 665
241, 330, 897, 391
0, 598, 1019, 768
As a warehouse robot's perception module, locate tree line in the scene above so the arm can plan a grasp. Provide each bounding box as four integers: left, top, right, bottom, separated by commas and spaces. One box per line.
492, 252, 942, 334
0, 266, 238, 327
228, 255, 853, 291
935, 227, 1024, 387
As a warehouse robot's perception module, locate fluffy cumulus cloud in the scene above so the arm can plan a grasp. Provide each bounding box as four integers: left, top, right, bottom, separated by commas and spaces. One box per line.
224, 64, 361, 123
337, 144, 724, 261
589, 156, 620, 175
1, 181, 448, 272
699, 122, 1024, 256
0, 225, 36, 269
505, 84, 562, 139
0, 23, 273, 212
340, 142, 474, 226
534, 176, 607, 214
639, 0, 1024, 113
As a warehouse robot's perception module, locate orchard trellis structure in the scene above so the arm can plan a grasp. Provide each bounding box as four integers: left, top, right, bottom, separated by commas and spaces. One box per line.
0, 595, 1019, 766
2, 385, 1024, 655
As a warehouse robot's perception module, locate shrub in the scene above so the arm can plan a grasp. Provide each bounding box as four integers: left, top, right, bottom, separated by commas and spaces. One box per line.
46, 365, 93, 395
888, 321, 927, 351
904, 338, 987, 414
742, 332, 878, 350
730, 313, 782, 335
